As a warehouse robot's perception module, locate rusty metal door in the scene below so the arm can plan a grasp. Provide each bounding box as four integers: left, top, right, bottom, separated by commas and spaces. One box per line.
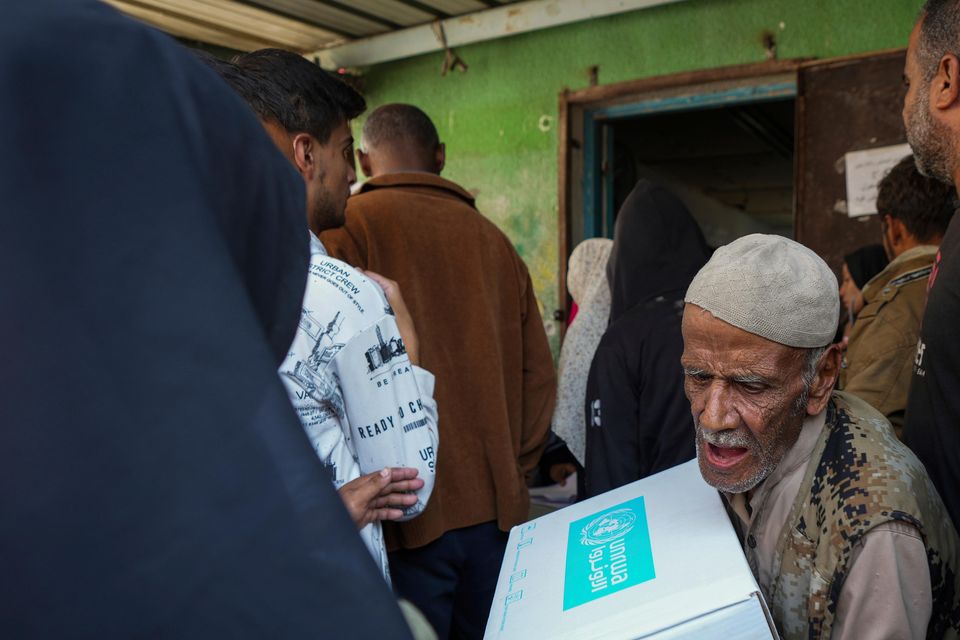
795, 50, 907, 274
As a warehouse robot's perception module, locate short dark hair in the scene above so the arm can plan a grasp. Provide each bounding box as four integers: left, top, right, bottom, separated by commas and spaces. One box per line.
195, 52, 290, 124
231, 48, 365, 144
362, 103, 440, 153
876, 155, 957, 242
919, 0, 960, 80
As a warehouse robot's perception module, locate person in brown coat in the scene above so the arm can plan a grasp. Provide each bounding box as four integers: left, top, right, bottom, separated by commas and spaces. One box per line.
320, 103, 556, 639
840, 155, 956, 437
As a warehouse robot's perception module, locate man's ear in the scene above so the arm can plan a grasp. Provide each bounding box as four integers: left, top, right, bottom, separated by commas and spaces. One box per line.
933, 54, 960, 110
435, 143, 446, 174
291, 132, 316, 179
357, 148, 373, 179
888, 216, 909, 250
806, 345, 841, 416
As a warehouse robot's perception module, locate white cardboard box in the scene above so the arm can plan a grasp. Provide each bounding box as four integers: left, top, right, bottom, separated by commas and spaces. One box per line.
484, 460, 777, 640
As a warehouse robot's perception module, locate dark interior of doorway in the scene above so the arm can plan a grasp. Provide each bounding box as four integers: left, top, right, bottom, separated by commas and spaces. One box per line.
609, 98, 795, 247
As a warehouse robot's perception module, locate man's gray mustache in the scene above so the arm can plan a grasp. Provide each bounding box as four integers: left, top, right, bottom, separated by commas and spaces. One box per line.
697, 425, 755, 449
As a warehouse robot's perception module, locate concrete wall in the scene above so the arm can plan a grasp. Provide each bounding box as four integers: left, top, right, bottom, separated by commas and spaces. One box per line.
354, 0, 923, 353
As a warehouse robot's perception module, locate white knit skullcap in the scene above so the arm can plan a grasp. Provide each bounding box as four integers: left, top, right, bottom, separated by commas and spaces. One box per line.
685, 234, 839, 348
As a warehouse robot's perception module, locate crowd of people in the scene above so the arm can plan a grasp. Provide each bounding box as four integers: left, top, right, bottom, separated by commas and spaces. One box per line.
4, 0, 960, 638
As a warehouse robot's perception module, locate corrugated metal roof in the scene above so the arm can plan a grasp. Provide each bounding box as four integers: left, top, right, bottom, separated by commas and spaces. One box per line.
108, 0, 521, 54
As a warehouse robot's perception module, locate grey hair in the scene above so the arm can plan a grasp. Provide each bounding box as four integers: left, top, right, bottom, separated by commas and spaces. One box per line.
792, 345, 828, 414
919, 0, 960, 81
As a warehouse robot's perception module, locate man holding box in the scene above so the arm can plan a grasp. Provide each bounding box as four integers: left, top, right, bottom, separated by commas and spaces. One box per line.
215, 51, 440, 583
680, 234, 960, 639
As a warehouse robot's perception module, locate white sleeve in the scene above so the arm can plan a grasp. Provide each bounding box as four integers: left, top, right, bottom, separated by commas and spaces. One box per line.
831, 521, 932, 640
412, 363, 439, 469
277, 325, 359, 491
332, 314, 438, 521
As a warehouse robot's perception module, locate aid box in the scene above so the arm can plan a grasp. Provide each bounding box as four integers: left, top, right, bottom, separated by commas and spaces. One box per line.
484, 460, 777, 639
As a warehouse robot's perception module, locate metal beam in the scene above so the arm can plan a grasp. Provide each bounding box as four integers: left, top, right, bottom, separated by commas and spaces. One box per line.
312, 0, 687, 69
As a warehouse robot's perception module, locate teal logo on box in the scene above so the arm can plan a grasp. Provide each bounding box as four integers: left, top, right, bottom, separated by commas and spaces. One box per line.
562, 496, 655, 610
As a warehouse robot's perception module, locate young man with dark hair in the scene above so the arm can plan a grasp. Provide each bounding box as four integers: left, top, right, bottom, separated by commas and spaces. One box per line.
212, 53, 440, 583
902, 0, 960, 531
232, 50, 366, 234
321, 103, 556, 639
840, 155, 956, 436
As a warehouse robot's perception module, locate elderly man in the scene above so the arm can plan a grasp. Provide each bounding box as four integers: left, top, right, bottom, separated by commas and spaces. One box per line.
681, 234, 960, 639
901, 0, 960, 533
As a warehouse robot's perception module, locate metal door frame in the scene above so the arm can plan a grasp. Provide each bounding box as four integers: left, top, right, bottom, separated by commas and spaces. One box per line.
581, 80, 797, 239
556, 60, 803, 328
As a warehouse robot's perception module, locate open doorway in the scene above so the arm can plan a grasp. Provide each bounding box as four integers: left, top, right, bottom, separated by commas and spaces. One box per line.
568, 70, 797, 248
557, 62, 802, 325
608, 98, 795, 247
557, 53, 908, 327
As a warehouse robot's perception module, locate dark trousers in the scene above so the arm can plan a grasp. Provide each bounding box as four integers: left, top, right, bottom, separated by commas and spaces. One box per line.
389, 521, 508, 640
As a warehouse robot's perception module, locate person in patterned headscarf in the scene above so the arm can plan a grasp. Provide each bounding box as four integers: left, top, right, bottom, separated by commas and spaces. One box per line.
553, 238, 613, 467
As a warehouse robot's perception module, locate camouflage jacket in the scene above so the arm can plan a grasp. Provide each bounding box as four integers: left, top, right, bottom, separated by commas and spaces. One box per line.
840, 245, 937, 437
768, 392, 960, 639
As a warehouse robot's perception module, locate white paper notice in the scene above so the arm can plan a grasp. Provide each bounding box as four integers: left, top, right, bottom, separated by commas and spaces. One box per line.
844, 143, 911, 217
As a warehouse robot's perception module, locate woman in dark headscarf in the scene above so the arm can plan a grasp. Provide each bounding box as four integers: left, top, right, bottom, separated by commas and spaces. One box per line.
839, 244, 890, 340
0, 2, 413, 638
582, 180, 711, 498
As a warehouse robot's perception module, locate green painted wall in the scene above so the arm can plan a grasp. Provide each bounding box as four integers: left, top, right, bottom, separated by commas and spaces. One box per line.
354, 0, 922, 353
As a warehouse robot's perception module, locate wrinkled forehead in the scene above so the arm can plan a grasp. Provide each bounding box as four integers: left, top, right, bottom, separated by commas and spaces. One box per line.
681, 304, 801, 372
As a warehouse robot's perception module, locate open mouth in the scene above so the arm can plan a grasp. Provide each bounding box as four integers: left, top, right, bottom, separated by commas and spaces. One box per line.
704, 443, 749, 469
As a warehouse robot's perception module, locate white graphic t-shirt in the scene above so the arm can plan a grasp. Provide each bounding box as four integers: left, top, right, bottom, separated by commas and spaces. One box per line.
279, 234, 439, 581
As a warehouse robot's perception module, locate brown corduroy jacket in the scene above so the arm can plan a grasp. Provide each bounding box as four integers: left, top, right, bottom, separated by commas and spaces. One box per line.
320, 172, 556, 550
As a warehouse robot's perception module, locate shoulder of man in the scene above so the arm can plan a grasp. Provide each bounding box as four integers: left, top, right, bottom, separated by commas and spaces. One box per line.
305, 251, 390, 322
858, 250, 935, 317
878, 264, 934, 301
798, 394, 945, 564
352, 173, 477, 209
829, 392, 938, 497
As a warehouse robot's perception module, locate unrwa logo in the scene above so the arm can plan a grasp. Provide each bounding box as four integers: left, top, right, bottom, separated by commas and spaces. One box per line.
563, 496, 655, 610
579, 508, 637, 546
